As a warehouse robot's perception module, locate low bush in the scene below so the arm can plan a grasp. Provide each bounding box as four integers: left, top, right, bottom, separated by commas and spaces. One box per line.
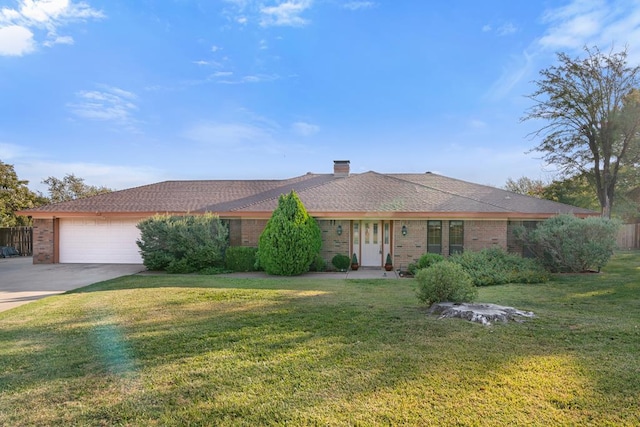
225, 247, 258, 272
332, 254, 350, 271
309, 255, 327, 272
415, 261, 477, 305
408, 253, 445, 275
449, 248, 548, 286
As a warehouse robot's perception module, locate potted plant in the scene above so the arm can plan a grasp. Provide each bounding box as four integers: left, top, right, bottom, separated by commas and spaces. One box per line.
384, 253, 393, 271
351, 253, 359, 270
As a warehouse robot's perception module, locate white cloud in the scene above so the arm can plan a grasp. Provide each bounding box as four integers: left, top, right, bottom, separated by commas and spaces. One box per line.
183, 122, 272, 147
0, 25, 34, 55
291, 121, 319, 136
260, 0, 313, 27
0, 0, 104, 56
481, 21, 517, 36
486, 0, 640, 101
537, 0, 640, 59
43, 33, 73, 46
342, 1, 376, 11
68, 85, 138, 125
211, 44, 221, 52
497, 22, 517, 36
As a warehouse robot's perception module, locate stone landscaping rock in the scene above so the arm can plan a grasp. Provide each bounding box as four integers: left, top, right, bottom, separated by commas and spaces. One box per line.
429, 302, 535, 326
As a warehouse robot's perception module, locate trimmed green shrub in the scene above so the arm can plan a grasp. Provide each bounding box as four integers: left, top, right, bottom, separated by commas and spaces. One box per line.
450, 248, 548, 286
516, 214, 619, 273
225, 247, 258, 272
332, 254, 350, 271
137, 213, 229, 273
415, 261, 477, 305
257, 191, 322, 276
408, 253, 445, 275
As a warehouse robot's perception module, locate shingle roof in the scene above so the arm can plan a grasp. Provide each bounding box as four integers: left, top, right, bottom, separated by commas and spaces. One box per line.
23, 171, 597, 218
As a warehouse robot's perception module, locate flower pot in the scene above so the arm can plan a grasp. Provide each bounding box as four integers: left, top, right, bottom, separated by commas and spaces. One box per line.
351, 263, 359, 271
384, 264, 393, 271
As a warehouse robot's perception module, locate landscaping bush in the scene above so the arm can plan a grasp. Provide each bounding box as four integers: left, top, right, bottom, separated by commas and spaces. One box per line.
331, 254, 350, 271
408, 253, 445, 275
415, 261, 477, 305
225, 247, 258, 272
516, 214, 619, 272
137, 213, 228, 273
309, 255, 327, 272
257, 191, 322, 276
449, 248, 548, 286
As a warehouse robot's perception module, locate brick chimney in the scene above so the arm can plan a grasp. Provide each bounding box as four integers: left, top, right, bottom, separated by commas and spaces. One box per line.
333, 160, 350, 177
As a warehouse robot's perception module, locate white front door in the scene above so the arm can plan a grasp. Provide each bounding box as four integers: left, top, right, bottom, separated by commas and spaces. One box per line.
360, 221, 382, 266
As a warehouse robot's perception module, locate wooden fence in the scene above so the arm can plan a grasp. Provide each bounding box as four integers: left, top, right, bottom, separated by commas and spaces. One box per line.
617, 223, 640, 250
0, 227, 33, 256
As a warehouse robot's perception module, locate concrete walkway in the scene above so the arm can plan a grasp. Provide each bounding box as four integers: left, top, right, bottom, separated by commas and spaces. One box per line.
0, 257, 145, 313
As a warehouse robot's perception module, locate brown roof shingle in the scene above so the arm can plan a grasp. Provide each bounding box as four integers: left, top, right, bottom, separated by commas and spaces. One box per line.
22, 171, 597, 218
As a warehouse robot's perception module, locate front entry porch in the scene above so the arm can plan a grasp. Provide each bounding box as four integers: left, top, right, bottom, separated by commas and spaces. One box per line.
352, 220, 392, 267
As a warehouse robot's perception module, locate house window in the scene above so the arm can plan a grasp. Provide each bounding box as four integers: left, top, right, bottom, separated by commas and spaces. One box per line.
449, 220, 464, 254
373, 223, 378, 244
384, 223, 389, 244
353, 222, 359, 246
427, 220, 442, 254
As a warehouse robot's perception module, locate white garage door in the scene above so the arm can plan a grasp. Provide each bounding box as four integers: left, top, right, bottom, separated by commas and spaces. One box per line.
59, 218, 143, 264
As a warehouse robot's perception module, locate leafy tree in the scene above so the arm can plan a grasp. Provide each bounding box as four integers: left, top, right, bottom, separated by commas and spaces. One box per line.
0, 160, 47, 227
540, 173, 600, 211
257, 190, 322, 276
523, 47, 640, 218
504, 176, 547, 198
43, 173, 112, 203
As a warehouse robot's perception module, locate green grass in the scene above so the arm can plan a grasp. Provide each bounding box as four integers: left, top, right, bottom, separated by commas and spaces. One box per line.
1, 252, 639, 426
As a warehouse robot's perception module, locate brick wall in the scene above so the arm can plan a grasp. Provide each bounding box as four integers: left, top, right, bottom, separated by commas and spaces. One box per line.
318, 219, 350, 267
237, 219, 268, 247
464, 220, 508, 252
393, 220, 427, 271
33, 218, 55, 264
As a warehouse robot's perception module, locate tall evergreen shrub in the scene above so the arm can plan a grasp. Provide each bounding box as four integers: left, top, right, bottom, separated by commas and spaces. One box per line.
257, 191, 322, 276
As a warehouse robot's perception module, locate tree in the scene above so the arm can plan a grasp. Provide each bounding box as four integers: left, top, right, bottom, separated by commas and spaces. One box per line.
257, 190, 322, 276
43, 173, 113, 203
540, 173, 600, 211
523, 46, 640, 218
0, 161, 47, 227
504, 176, 547, 198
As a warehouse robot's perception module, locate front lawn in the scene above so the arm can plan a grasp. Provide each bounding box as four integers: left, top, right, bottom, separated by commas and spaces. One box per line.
1, 252, 639, 425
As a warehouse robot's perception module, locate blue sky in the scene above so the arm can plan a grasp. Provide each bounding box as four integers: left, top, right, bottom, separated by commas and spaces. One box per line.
2, 0, 640, 193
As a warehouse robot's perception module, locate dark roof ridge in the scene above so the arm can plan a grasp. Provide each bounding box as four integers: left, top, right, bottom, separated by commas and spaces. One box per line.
199, 173, 337, 212
393, 172, 597, 214
374, 171, 512, 212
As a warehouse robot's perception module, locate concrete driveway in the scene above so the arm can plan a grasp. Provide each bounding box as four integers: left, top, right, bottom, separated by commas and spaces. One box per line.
0, 257, 145, 313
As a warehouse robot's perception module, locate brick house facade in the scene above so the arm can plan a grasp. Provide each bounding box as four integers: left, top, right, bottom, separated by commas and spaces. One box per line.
20, 161, 597, 265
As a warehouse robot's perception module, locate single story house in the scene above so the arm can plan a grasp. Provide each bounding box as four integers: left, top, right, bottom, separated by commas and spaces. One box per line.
20, 161, 597, 268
